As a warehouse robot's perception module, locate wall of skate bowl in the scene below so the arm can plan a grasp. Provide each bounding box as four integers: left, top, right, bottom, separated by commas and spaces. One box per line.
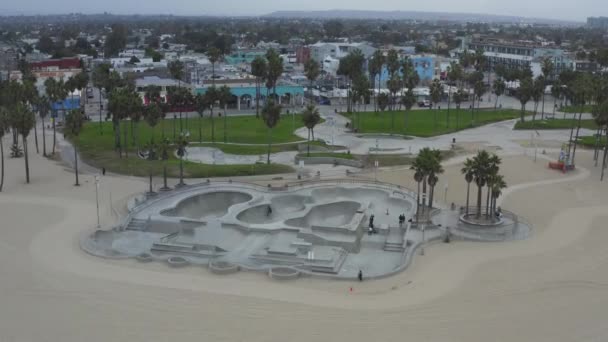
167, 256, 190, 267
459, 213, 505, 226
209, 260, 240, 274
160, 191, 252, 220
294, 156, 363, 168
285, 201, 361, 228
236, 195, 311, 224
268, 266, 300, 280
311, 187, 389, 201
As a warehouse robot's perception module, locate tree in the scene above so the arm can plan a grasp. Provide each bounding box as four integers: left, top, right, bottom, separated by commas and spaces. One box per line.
446, 61, 463, 126
167, 60, 185, 130
592, 100, 608, 181
265, 49, 284, 97
159, 138, 171, 190
92, 63, 111, 134
0, 108, 7, 191
377, 93, 389, 111
104, 24, 128, 57
261, 101, 281, 164
65, 109, 85, 186
461, 150, 491, 219
251, 56, 267, 118
517, 77, 533, 122
453, 89, 465, 128
337, 49, 364, 113
551, 79, 563, 118
204, 86, 219, 142
194, 93, 209, 142
429, 79, 442, 131
401, 89, 416, 132
175, 133, 189, 187
493, 78, 506, 110
43, 78, 61, 154
369, 50, 385, 112
351, 74, 370, 129
13, 104, 35, 184
411, 147, 443, 221
323, 20, 344, 39
490, 174, 507, 216
301, 105, 321, 156
207, 47, 223, 87
386, 49, 400, 77
304, 58, 320, 101
217, 85, 233, 143
35, 96, 51, 157
541, 58, 554, 119
107, 87, 131, 157
387, 75, 401, 112
144, 103, 163, 145
532, 76, 545, 122
37, 35, 55, 54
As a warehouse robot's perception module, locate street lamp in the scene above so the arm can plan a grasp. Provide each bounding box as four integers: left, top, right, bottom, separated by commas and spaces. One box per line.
420, 223, 425, 255
94, 175, 100, 228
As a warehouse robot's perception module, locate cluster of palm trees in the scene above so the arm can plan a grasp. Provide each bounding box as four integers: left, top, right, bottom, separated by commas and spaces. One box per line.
410, 147, 444, 223
461, 150, 507, 220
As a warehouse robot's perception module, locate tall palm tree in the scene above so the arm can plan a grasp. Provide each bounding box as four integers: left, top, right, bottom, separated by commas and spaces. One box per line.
401, 89, 416, 133
14, 103, 35, 184
369, 50, 385, 112
144, 85, 163, 137
551, 79, 563, 119
0, 107, 7, 192
490, 174, 507, 216
207, 47, 223, 87
531, 76, 545, 123
43, 78, 59, 154
65, 109, 85, 186
217, 85, 233, 143
35, 95, 51, 157
304, 58, 320, 103
517, 77, 533, 122
413, 171, 423, 223
250, 56, 267, 118
411, 147, 443, 219
592, 99, 608, 181
204, 86, 219, 142
387, 75, 400, 114
453, 89, 464, 129
493, 78, 505, 110
92, 63, 111, 135
429, 79, 442, 131
301, 104, 321, 156
446, 61, 463, 127
159, 138, 171, 190
194, 93, 208, 142
485, 154, 502, 217
22, 79, 39, 154
541, 57, 554, 120
167, 60, 185, 130
261, 101, 281, 164
176, 133, 189, 187
265, 49, 284, 98
462, 150, 491, 218
144, 103, 162, 145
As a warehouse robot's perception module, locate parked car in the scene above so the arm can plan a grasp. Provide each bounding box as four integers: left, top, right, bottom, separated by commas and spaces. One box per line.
417, 100, 431, 107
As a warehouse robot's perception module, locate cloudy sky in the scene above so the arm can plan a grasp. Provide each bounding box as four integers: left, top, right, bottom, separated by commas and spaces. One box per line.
2, 0, 603, 21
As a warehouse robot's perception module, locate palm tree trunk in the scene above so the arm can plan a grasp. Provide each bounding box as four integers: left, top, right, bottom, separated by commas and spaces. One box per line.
594, 127, 601, 165
33, 117, 39, 154
223, 104, 227, 143
520, 104, 526, 122
115, 121, 121, 158
52, 113, 57, 154
428, 185, 434, 209
255, 79, 260, 118
422, 177, 427, 212
266, 127, 272, 164
447, 87, 451, 128
485, 185, 491, 217
199, 115, 203, 142
571, 112, 583, 165
494, 95, 499, 110
465, 182, 470, 215
23, 136, 30, 184
307, 128, 310, 156
99, 88, 103, 135
0, 138, 4, 192
476, 184, 482, 219
541, 93, 545, 120
149, 173, 153, 193
123, 120, 128, 158
601, 132, 608, 181
163, 163, 169, 189
311, 128, 315, 141
210, 109, 215, 143
74, 144, 79, 186
42, 119, 47, 157
416, 181, 421, 223
179, 155, 184, 186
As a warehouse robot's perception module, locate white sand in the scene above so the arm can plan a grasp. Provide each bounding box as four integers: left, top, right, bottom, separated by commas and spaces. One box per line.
1, 134, 608, 341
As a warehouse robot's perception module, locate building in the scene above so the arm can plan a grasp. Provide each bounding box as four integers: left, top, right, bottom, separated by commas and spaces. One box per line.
225, 49, 266, 65
28, 57, 83, 93
134, 76, 187, 104
309, 42, 376, 65
588, 17, 608, 29
374, 55, 440, 85
196, 79, 304, 110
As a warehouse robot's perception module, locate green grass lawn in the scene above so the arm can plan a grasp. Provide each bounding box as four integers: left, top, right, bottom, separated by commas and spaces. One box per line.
344, 108, 521, 137
71, 115, 304, 177
578, 135, 607, 148
561, 104, 595, 113
514, 119, 598, 130
193, 140, 328, 155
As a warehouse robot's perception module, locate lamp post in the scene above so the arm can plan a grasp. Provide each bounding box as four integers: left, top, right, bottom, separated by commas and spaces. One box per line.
95, 175, 100, 228
420, 223, 425, 256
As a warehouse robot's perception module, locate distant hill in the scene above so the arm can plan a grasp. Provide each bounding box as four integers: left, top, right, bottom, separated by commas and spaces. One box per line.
264, 9, 582, 26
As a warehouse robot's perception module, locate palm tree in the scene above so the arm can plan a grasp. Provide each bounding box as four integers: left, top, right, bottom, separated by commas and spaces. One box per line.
591, 100, 608, 181
531, 76, 545, 123
22, 80, 39, 154
107, 87, 130, 157
0, 107, 7, 192
35, 95, 51, 157
453, 89, 465, 129
464, 171, 474, 215
301, 104, 321, 156
14, 103, 35, 184
167, 60, 185, 130
411, 147, 443, 219
351, 74, 370, 129
446, 61, 463, 127
175, 133, 189, 187
462, 150, 491, 219
490, 174, 507, 216
413, 171, 424, 222
261, 101, 282, 164
551, 80, 563, 119
304, 58, 320, 103
194, 93, 208, 142
92, 63, 111, 135
159, 138, 171, 190
65, 109, 85, 186
429, 79, 442, 131
144, 103, 163, 145
485, 154, 502, 217
204, 86, 219, 142
43, 78, 59, 154
250, 56, 267, 118
517, 77, 533, 122
217, 85, 233, 143
401, 89, 416, 133
541, 57, 554, 120
493, 78, 505, 110
369, 50, 385, 112
144, 85, 163, 137
387, 75, 400, 114
265, 49, 284, 98
207, 47, 223, 87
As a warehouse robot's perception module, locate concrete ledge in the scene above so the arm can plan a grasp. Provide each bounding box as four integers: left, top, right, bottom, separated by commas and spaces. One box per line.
268, 266, 300, 280
167, 256, 190, 267
294, 156, 363, 168
209, 260, 240, 274
136, 253, 154, 262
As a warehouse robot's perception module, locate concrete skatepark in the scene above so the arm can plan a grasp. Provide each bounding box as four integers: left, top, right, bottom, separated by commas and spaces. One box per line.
82, 179, 530, 280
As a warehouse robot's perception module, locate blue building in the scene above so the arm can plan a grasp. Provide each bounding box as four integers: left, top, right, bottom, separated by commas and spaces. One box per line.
374, 55, 437, 85
196, 83, 305, 110
51, 97, 81, 118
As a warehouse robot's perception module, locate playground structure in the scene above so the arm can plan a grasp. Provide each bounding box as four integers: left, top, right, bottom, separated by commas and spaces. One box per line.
548, 143, 576, 173
81, 180, 530, 280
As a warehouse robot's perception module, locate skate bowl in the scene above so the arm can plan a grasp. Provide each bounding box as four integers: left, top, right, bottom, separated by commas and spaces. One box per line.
83, 179, 489, 280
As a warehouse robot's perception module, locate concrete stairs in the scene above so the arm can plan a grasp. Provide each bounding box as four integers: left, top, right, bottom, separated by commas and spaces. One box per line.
383, 226, 405, 252
125, 218, 148, 231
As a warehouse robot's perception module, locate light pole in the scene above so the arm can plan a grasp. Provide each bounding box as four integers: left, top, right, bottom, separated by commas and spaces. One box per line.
420, 223, 425, 255
374, 160, 379, 182
444, 182, 449, 202
95, 175, 100, 228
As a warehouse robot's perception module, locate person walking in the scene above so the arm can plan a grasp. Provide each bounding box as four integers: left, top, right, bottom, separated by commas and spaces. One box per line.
358, 270, 363, 282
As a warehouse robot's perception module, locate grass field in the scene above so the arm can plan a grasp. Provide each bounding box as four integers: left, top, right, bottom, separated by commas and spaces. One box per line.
578, 135, 607, 148
193, 140, 328, 155
344, 108, 521, 137
71, 115, 303, 177
561, 104, 595, 113
514, 119, 599, 130
297, 152, 355, 160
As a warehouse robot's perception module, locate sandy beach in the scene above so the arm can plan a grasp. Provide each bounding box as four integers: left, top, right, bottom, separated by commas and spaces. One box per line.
1, 133, 608, 342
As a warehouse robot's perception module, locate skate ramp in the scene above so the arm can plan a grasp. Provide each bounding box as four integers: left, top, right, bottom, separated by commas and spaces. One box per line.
286, 201, 361, 228
161, 191, 252, 220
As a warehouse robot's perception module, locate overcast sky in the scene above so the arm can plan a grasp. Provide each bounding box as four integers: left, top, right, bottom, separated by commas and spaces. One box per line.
2, 0, 604, 21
